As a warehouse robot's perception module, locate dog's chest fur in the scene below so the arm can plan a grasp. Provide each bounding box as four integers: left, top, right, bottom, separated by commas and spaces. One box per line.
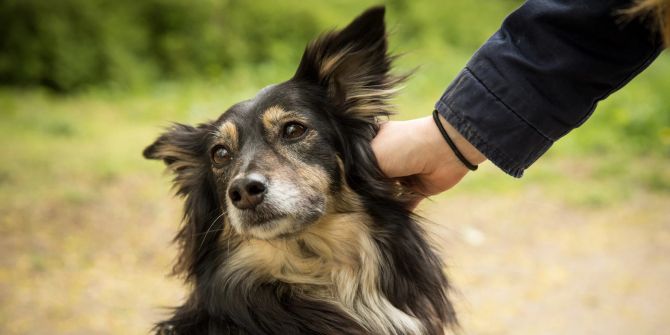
220, 212, 424, 334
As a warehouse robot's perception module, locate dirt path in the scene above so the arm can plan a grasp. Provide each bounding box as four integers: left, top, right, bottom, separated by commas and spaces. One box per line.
1, 176, 669, 334
423, 191, 670, 335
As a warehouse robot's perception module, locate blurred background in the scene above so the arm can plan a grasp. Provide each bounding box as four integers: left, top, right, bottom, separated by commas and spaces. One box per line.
1, 0, 669, 334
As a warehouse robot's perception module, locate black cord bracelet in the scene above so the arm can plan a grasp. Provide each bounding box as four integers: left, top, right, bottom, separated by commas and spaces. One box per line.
432, 110, 478, 171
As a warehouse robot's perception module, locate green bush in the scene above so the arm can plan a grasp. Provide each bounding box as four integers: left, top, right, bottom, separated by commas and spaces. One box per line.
0, 0, 526, 92
0, 0, 322, 91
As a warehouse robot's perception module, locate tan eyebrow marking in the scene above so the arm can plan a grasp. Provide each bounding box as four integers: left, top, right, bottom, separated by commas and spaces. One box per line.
217, 121, 239, 150
261, 106, 289, 131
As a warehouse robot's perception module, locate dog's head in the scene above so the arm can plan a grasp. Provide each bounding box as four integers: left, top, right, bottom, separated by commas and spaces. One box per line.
144, 6, 406, 270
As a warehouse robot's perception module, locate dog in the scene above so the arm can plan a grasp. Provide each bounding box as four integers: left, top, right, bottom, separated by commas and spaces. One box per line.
144, 6, 456, 334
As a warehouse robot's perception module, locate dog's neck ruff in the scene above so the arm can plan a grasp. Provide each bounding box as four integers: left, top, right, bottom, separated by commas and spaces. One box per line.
218, 211, 424, 335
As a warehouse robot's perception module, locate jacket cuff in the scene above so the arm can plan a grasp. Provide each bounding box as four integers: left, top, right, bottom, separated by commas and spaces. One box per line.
435, 68, 553, 178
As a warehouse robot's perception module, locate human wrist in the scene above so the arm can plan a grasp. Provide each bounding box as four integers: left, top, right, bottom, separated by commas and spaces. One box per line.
435, 113, 486, 166
416, 113, 486, 177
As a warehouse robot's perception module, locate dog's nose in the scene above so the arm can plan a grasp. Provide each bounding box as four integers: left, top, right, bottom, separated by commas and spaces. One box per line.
228, 174, 268, 209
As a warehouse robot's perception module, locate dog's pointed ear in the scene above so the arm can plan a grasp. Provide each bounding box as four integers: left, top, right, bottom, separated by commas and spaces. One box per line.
143, 124, 208, 193
293, 6, 405, 120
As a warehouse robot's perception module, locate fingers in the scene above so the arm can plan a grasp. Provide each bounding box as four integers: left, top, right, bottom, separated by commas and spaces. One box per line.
371, 121, 404, 178
371, 116, 474, 209
372, 119, 427, 178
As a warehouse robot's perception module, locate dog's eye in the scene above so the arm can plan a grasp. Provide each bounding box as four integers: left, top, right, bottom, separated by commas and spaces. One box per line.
211, 145, 232, 166
282, 122, 307, 140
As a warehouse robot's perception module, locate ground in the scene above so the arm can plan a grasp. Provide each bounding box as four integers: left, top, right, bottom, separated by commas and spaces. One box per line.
1, 157, 669, 334
425, 188, 670, 335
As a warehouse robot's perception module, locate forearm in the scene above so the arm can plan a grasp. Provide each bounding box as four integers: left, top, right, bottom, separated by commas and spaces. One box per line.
437, 0, 664, 177
434, 113, 487, 168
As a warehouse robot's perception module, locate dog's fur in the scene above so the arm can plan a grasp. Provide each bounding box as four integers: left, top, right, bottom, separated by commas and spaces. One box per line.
144, 7, 456, 334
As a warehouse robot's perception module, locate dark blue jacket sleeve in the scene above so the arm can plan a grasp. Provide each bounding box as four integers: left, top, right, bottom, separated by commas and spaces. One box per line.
435, 0, 664, 177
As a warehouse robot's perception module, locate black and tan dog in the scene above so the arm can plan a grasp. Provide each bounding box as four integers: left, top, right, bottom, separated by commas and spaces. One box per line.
144, 6, 455, 334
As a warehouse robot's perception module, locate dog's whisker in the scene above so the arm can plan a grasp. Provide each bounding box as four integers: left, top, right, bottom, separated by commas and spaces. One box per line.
198, 212, 225, 251
191, 227, 227, 237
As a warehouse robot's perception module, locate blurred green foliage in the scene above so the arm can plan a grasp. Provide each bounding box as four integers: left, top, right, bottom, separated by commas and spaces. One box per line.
0, 0, 324, 91
0, 0, 526, 90
0, 0, 668, 189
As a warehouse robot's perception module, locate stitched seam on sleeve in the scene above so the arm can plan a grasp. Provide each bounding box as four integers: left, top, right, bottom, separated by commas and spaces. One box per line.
464, 67, 554, 142
435, 99, 554, 178
436, 101, 517, 169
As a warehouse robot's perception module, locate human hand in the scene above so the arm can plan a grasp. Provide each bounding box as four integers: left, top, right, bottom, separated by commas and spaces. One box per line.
371, 114, 486, 204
